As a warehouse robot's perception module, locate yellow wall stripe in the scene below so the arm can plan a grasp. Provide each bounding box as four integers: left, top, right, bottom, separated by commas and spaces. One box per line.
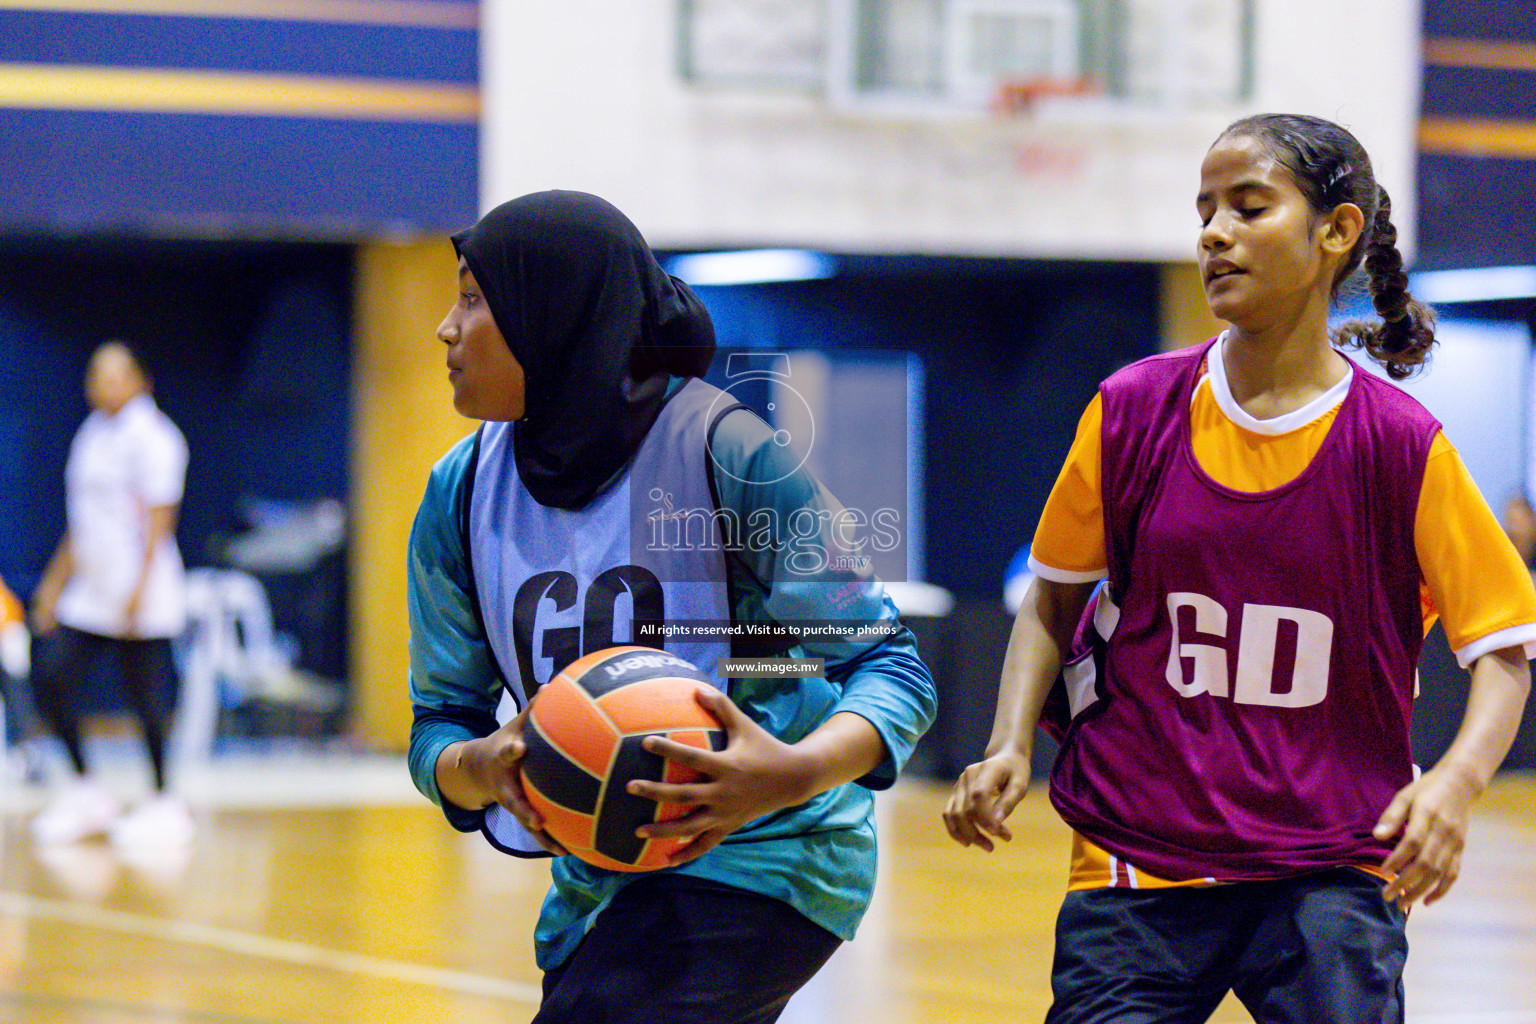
0, 62, 478, 123
1159, 263, 1226, 352
1420, 117, 1536, 161
0, 0, 476, 29
1425, 37, 1536, 73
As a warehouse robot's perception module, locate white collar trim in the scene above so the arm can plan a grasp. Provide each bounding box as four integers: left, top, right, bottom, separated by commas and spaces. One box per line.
1205, 332, 1350, 436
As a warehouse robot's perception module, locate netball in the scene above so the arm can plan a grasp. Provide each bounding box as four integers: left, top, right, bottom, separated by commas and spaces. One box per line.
520, 646, 726, 872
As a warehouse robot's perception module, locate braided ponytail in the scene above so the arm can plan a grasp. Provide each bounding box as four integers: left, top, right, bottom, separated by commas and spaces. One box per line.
1221, 114, 1438, 380
1332, 186, 1437, 380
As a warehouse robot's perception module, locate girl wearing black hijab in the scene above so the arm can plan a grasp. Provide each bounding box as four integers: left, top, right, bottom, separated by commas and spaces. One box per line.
407, 191, 936, 1022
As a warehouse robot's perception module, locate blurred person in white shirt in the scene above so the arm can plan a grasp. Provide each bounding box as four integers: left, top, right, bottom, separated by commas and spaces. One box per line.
29, 341, 193, 848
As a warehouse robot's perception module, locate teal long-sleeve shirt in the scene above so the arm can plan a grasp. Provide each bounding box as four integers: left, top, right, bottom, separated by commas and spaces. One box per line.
407, 388, 937, 970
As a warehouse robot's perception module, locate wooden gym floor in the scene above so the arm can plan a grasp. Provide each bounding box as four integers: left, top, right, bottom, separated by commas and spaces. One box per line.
1, 761, 1533, 1024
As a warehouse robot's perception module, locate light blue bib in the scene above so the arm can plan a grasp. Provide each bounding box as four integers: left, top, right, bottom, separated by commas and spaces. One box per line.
468, 378, 737, 853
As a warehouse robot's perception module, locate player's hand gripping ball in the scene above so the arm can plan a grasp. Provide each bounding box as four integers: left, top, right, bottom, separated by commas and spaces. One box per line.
519, 646, 725, 871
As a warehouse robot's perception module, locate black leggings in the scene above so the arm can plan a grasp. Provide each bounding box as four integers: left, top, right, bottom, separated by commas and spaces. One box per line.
535, 874, 843, 1024
1046, 867, 1408, 1024
32, 626, 175, 791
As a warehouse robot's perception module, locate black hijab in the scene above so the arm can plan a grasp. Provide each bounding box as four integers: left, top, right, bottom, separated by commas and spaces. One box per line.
452, 191, 716, 509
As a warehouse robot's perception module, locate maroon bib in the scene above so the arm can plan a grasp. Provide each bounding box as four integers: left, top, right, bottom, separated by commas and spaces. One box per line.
1051, 340, 1440, 879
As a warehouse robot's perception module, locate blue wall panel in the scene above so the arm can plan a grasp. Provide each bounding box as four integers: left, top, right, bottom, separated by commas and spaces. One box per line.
0, 108, 476, 236
1420, 1, 1536, 270
1426, 2, 1536, 41
0, 10, 476, 82
1418, 153, 1536, 270
0, 5, 478, 237
1423, 65, 1536, 122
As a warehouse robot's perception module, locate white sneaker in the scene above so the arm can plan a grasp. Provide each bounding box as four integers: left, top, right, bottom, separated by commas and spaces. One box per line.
30, 781, 122, 845
109, 795, 195, 849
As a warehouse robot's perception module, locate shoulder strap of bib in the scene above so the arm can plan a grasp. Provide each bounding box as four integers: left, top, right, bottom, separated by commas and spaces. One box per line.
458, 425, 517, 703
704, 403, 800, 663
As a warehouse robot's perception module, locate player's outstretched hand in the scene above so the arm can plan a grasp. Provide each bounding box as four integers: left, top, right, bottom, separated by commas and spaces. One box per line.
942, 748, 1032, 852
459, 706, 569, 857
1373, 762, 1479, 910
627, 687, 812, 867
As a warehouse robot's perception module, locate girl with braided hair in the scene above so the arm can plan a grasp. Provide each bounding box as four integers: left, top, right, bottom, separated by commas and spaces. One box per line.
945, 113, 1535, 1022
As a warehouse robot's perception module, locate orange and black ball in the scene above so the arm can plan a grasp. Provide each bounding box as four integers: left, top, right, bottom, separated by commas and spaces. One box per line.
520, 646, 725, 872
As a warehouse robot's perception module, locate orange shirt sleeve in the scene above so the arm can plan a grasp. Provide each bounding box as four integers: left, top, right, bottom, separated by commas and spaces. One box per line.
1030, 394, 1109, 582
1415, 431, 1536, 667
0, 581, 21, 629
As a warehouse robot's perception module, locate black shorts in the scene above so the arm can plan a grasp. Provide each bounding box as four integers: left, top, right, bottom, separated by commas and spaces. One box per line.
1046, 867, 1408, 1024
533, 874, 842, 1024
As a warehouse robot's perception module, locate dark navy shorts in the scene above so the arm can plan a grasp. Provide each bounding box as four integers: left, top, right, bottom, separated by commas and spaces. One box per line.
1046, 867, 1408, 1024
533, 873, 843, 1024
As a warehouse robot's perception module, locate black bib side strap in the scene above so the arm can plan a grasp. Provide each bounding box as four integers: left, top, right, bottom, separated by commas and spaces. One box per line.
703, 405, 800, 668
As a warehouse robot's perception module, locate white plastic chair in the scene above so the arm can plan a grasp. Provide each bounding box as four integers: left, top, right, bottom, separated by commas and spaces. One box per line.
172, 569, 290, 764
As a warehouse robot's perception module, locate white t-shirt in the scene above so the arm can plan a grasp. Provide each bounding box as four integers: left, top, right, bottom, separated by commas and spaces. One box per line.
56, 393, 189, 639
